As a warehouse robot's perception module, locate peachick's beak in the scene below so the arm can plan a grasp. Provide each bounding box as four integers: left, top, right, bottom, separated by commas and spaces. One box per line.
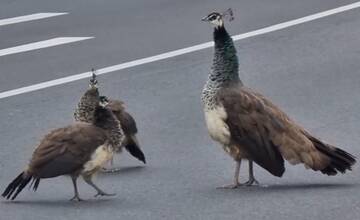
201, 16, 208, 21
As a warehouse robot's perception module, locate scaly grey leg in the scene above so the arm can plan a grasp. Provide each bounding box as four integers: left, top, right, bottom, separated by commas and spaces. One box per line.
70, 175, 82, 201
82, 174, 116, 197
244, 160, 259, 186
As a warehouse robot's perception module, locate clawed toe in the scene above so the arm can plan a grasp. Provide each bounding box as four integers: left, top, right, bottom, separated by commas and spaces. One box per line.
70, 195, 83, 201
217, 183, 241, 189
243, 178, 259, 186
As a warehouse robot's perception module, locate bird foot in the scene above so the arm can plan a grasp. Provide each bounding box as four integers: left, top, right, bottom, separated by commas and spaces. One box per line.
94, 191, 116, 197
217, 183, 242, 189
70, 195, 83, 202
243, 178, 259, 186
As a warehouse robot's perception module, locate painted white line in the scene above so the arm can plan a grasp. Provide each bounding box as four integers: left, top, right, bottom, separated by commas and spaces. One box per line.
1, 1, 360, 99
0, 37, 94, 57
0, 13, 68, 27
232, 2, 360, 41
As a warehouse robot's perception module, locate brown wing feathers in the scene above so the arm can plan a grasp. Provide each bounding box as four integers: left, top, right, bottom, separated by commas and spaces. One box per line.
219, 85, 355, 176
220, 86, 285, 176
29, 124, 107, 175
108, 100, 138, 135
2, 124, 108, 200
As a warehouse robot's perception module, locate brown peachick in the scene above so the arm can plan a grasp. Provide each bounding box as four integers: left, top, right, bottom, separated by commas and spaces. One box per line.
2, 102, 124, 201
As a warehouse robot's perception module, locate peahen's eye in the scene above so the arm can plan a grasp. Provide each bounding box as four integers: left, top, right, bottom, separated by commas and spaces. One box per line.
209, 15, 217, 20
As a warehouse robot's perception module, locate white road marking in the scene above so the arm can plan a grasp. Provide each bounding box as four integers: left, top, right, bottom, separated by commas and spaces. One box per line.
1, 1, 360, 99
0, 13, 67, 27
0, 37, 94, 57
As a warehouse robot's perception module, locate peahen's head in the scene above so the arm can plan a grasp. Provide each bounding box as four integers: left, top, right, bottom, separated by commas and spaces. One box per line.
89, 68, 98, 89
201, 9, 233, 28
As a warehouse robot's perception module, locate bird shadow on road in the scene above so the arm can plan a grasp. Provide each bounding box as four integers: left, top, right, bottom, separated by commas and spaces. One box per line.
98, 166, 146, 176
215, 182, 358, 194
258, 182, 357, 191
1, 197, 124, 208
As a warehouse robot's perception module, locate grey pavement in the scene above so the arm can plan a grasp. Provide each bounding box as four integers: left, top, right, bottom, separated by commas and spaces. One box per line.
0, 0, 359, 220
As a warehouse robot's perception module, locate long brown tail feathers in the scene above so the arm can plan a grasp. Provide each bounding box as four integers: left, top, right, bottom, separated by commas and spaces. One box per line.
2, 172, 40, 200
309, 136, 356, 175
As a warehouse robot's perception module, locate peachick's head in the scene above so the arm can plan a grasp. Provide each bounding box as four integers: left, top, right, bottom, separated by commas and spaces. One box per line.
201, 9, 234, 28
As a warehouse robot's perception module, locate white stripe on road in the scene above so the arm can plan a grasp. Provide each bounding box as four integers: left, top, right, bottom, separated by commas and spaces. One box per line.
0, 13, 68, 27
0, 37, 94, 57
1, 1, 360, 99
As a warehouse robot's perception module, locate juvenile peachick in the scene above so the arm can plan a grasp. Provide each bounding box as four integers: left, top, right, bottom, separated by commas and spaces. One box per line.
201, 9, 356, 188
2, 98, 124, 201
75, 70, 145, 172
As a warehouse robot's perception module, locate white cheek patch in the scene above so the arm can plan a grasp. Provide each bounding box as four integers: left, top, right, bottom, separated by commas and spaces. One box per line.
211, 19, 223, 27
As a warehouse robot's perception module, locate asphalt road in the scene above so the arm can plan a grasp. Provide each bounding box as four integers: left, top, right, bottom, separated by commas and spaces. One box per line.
0, 0, 359, 219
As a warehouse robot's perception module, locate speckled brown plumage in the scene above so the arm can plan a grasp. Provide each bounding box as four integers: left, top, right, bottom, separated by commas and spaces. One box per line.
74, 87, 99, 122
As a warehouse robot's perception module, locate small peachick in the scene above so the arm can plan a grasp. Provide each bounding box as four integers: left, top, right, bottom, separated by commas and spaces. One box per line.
201, 9, 356, 188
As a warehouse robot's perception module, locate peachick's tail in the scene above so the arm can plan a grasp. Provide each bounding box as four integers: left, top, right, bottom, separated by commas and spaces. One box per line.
2, 172, 40, 200
125, 136, 146, 164
308, 136, 356, 175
